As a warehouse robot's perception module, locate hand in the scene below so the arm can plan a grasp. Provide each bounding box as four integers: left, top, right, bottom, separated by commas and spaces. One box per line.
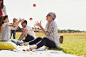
34, 26, 37, 29
19, 17, 24, 22
19, 19, 24, 22
35, 29, 39, 31
34, 20, 42, 27
16, 19, 18, 22
34, 26, 40, 32
19, 17, 21, 20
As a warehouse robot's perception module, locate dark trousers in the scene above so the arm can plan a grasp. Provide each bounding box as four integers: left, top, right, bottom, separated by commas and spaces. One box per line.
11, 30, 16, 39
29, 37, 56, 49
23, 34, 34, 42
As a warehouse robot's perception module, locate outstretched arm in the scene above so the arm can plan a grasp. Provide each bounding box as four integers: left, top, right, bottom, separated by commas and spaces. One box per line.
8, 20, 23, 27
11, 18, 24, 30
8, 18, 24, 27
34, 21, 46, 35
11, 25, 18, 30
18, 26, 28, 32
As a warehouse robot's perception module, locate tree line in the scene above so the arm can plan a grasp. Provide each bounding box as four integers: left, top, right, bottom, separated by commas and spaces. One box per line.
16, 27, 86, 33
58, 29, 86, 33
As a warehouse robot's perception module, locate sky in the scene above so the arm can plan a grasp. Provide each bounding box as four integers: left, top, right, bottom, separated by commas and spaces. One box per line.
4, 0, 86, 31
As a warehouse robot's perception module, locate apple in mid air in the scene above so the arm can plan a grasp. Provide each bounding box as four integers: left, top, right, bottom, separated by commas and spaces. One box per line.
33, 4, 36, 7
30, 18, 33, 21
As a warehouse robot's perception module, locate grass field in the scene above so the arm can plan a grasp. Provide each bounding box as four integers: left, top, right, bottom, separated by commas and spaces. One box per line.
12, 32, 86, 56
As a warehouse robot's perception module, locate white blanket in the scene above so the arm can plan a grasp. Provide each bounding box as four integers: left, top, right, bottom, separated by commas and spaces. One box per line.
0, 46, 84, 57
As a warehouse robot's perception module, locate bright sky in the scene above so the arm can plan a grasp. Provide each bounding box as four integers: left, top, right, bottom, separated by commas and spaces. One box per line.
4, 0, 86, 31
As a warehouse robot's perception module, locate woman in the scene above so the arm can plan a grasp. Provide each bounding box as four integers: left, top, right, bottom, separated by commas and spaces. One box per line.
23, 12, 60, 51
0, 0, 7, 39
0, 0, 7, 16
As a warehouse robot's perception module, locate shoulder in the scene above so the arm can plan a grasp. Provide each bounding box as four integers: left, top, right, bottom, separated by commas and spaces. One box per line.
2, 23, 8, 27
25, 26, 32, 29
50, 21, 56, 25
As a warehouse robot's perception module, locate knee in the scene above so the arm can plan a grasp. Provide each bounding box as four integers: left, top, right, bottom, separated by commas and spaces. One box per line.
37, 37, 42, 40
42, 37, 48, 41
22, 32, 26, 33
22, 32, 27, 35
43, 37, 48, 39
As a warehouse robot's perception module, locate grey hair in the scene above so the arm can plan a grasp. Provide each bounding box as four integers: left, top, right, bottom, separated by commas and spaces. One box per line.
48, 12, 56, 20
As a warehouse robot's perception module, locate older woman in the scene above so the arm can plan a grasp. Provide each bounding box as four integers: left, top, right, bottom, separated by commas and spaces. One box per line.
24, 12, 60, 51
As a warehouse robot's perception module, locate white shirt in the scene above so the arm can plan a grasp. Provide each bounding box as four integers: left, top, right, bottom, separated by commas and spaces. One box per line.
1, 5, 7, 16
1, 23, 11, 41
24, 26, 36, 38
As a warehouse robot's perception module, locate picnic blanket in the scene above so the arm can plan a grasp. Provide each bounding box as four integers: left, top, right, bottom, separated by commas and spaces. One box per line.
0, 45, 84, 57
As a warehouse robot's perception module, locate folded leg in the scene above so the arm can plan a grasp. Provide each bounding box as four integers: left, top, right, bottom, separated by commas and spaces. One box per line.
37, 37, 56, 48
29, 37, 42, 45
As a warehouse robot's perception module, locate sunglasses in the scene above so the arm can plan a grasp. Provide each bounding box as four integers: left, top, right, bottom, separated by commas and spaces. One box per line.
47, 14, 51, 16
0, 0, 2, 1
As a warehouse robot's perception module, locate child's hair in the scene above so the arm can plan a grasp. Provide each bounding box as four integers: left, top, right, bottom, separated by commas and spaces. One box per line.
2, 15, 8, 24
13, 18, 17, 21
23, 20, 27, 25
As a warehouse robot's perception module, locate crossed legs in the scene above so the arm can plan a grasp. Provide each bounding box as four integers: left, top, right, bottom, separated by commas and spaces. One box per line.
23, 37, 56, 51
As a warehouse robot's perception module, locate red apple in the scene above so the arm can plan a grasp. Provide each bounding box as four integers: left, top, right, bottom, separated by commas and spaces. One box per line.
17, 27, 19, 29
30, 18, 33, 21
33, 4, 36, 7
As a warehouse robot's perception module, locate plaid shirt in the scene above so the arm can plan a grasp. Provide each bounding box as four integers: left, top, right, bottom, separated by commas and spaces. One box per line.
45, 21, 60, 48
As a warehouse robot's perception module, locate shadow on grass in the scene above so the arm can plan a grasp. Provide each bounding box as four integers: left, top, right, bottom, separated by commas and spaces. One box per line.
49, 47, 64, 51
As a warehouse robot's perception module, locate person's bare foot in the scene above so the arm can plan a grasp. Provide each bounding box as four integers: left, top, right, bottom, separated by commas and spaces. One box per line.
24, 42, 29, 46
23, 48, 31, 51
23, 45, 37, 51
30, 46, 37, 50
19, 44, 24, 46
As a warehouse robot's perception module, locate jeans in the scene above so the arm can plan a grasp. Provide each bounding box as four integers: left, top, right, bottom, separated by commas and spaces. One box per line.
29, 37, 56, 49
11, 30, 16, 39
10, 39, 24, 45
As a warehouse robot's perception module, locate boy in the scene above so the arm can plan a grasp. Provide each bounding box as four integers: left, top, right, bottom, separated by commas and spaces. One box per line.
18, 20, 36, 42
1, 15, 23, 42
11, 18, 18, 39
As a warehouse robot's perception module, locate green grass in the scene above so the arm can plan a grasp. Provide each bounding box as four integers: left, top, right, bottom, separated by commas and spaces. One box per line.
12, 34, 86, 56
60, 36, 86, 56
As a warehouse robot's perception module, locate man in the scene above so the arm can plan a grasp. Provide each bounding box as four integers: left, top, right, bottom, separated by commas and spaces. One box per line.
18, 20, 36, 42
